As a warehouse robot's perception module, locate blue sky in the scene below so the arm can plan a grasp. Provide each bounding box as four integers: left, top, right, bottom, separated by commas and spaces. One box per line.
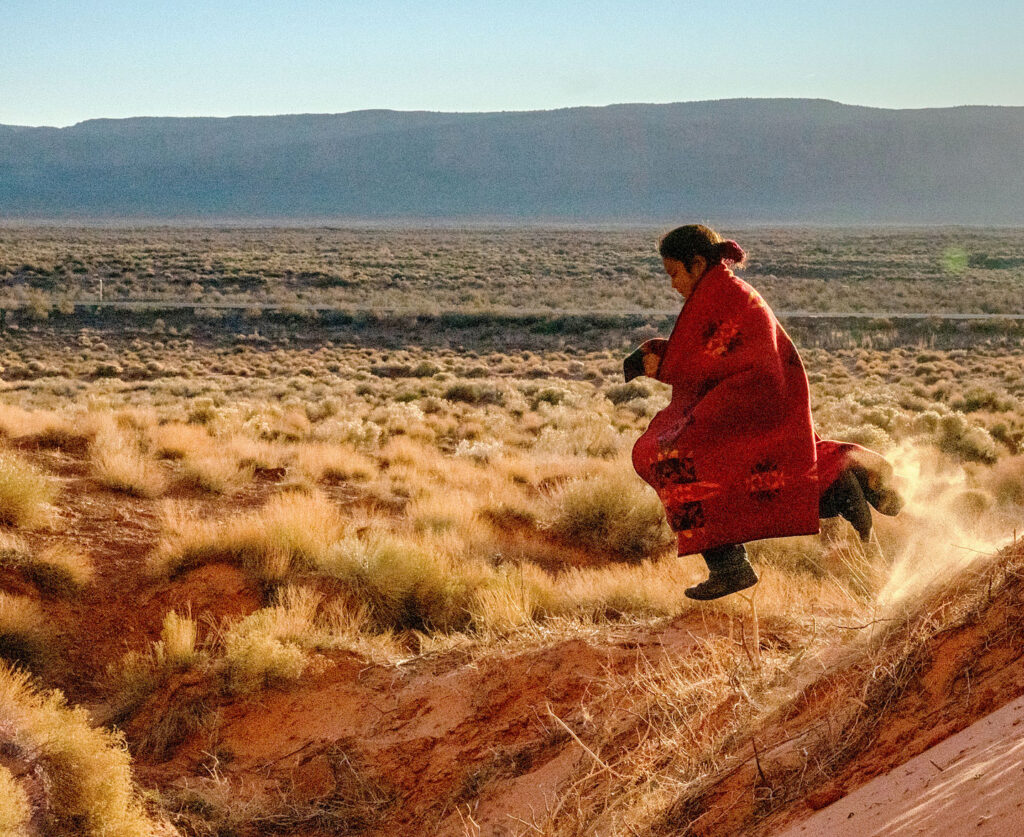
3, 0, 1023, 126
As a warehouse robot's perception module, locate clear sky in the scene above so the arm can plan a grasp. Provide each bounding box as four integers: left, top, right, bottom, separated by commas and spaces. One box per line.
3, 0, 1023, 127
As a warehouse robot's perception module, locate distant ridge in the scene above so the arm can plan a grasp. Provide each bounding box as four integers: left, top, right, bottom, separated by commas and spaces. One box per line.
2, 99, 1023, 222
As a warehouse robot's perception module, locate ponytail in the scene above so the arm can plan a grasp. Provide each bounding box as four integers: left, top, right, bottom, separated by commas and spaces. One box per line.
716, 240, 746, 266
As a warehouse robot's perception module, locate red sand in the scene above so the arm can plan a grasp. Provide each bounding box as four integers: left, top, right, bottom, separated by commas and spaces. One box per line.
776, 693, 1024, 836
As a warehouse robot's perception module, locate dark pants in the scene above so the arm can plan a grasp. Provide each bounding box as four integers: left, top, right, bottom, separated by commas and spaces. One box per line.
702, 543, 748, 571
818, 468, 872, 541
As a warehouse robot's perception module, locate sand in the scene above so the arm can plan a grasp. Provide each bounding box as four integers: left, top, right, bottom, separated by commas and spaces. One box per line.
776, 693, 1024, 836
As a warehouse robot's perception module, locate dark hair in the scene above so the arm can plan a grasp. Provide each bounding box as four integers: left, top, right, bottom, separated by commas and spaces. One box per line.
658, 224, 746, 270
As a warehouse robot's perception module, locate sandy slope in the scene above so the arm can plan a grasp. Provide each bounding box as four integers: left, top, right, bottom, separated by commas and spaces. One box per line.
776, 693, 1024, 836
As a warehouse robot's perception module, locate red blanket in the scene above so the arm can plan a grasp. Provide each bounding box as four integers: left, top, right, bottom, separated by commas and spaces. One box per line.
631, 264, 857, 555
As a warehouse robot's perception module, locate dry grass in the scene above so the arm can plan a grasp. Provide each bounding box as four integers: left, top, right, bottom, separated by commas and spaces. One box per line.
91, 425, 167, 498
541, 465, 675, 562
0, 530, 30, 564
176, 452, 249, 494
112, 611, 201, 694
293, 441, 375, 483
0, 540, 93, 597
0, 228, 1022, 837
0, 662, 167, 836
0, 593, 49, 669
531, 542, 1024, 837
150, 491, 344, 581
318, 532, 485, 633
222, 586, 320, 693
151, 422, 213, 460
0, 451, 58, 529
157, 741, 394, 835
0, 764, 31, 834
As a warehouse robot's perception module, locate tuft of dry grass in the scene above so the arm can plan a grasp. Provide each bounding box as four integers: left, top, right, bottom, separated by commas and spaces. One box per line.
293, 441, 376, 483
222, 586, 319, 693
91, 425, 167, 498
159, 610, 200, 669
541, 465, 674, 562
109, 611, 204, 722
0, 593, 50, 669
318, 532, 485, 633
0, 662, 167, 836
0, 763, 31, 834
0, 451, 58, 529
0, 540, 94, 597
150, 491, 344, 581
151, 422, 213, 460
0, 530, 31, 564
176, 452, 250, 494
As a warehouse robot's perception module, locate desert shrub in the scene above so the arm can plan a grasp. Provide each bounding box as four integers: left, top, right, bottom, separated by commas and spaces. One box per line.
151, 491, 343, 581
0, 662, 164, 836
222, 586, 317, 693
540, 468, 674, 562
828, 423, 892, 451
0, 593, 49, 670
0, 764, 31, 833
304, 397, 340, 423
987, 454, 1024, 506
605, 381, 652, 404
370, 363, 412, 378
90, 361, 124, 378
186, 397, 218, 425
91, 426, 166, 498
453, 439, 502, 464
0, 452, 58, 529
443, 381, 505, 405
910, 410, 942, 435
110, 611, 202, 716
318, 534, 480, 632
951, 386, 1014, 413
0, 542, 93, 597
532, 386, 568, 407
938, 414, 1000, 464
410, 361, 441, 377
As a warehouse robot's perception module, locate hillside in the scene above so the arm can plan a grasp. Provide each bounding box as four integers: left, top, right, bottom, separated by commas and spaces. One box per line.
3, 99, 1024, 222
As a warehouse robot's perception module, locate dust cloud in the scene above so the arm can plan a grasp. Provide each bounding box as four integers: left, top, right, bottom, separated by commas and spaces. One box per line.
876, 442, 1016, 606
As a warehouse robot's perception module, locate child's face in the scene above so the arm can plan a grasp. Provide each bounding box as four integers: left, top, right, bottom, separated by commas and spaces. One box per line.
662, 255, 706, 297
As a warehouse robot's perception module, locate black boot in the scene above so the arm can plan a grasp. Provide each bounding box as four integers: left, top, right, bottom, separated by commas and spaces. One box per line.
820, 468, 873, 542
851, 462, 904, 517
686, 544, 758, 601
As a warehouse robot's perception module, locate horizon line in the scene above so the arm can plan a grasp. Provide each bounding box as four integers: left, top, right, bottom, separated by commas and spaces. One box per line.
5, 97, 1024, 130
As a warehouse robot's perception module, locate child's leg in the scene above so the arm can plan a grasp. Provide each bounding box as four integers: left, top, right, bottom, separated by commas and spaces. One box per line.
686, 543, 758, 600
820, 468, 873, 542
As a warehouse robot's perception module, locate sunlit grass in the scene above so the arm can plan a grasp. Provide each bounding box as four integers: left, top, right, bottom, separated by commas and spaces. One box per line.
0, 451, 58, 529
150, 491, 345, 580
0, 662, 166, 835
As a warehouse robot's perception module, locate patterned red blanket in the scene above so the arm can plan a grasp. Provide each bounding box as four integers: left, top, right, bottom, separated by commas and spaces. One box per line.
630, 264, 860, 555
